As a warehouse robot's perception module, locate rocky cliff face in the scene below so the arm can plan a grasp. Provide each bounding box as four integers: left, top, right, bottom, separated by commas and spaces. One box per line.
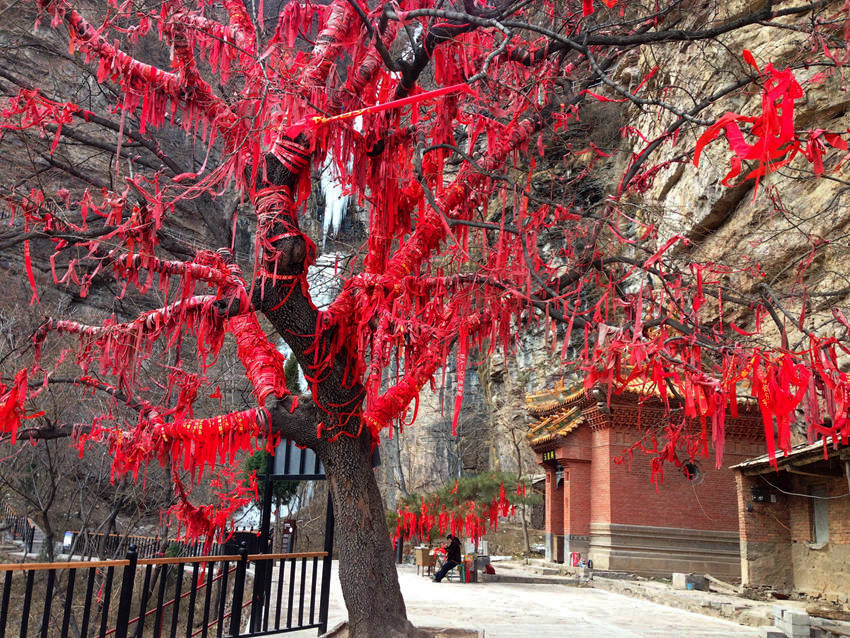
618, 0, 850, 333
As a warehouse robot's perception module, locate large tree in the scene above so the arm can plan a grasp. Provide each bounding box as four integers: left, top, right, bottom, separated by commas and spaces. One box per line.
2, 0, 850, 635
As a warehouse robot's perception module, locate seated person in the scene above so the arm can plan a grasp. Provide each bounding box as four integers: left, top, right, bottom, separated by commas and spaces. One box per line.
433, 534, 462, 582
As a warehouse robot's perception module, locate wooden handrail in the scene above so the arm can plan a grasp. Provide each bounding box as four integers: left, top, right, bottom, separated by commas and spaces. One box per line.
0, 551, 328, 572
137, 555, 243, 566
137, 551, 327, 566
247, 551, 327, 561
65, 530, 165, 540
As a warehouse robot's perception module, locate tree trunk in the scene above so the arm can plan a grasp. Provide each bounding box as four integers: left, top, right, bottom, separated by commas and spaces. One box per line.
510, 429, 532, 554
317, 433, 417, 638
254, 152, 423, 637
520, 504, 531, 554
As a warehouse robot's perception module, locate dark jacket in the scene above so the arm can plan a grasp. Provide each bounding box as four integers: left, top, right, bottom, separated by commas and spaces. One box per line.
445, 536, 462, 563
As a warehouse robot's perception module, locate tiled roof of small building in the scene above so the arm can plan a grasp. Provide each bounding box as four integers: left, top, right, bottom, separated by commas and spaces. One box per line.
526, 380, 587, 445
525, 379, 586, 417
526, 376, 760, 449
730, 436, 848, 472
527, 405, 583, 446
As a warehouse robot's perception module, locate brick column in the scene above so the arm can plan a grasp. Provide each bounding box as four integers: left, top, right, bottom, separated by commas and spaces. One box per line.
561, 459, 591, 562
736, 473, 792, 588
542, 464, 564, 563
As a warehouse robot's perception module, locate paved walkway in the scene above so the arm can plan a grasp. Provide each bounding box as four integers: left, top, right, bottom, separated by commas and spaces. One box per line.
291, 563, 763, 637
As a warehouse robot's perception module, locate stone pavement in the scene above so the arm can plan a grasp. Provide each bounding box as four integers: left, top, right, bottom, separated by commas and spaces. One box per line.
290, 562, 766, 637
491, 558, 794, 627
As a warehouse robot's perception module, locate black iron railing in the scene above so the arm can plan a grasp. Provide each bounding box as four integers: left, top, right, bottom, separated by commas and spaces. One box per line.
62, 530, 226, 560
1, 502, 37, 553
0, 544, 331, 637
63, 527, 295, 561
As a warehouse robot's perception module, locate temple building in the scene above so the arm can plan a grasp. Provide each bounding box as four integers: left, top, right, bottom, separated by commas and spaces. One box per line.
526, 380, 764, 578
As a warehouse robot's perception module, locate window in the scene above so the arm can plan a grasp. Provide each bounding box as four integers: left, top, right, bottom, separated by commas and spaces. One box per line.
682, 461, 704, 485
811, 486, 829, 545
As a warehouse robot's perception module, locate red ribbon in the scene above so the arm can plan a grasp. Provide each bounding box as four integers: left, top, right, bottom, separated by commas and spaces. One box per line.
285, 83, 474, 138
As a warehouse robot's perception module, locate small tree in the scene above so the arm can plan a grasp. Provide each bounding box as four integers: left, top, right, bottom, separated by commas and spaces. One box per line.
242, 450, 297, 511
391, 473, 539, 547
242, 448, 297, 551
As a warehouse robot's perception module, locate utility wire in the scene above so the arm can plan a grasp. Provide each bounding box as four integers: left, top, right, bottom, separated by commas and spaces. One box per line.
759, 475, 850, 500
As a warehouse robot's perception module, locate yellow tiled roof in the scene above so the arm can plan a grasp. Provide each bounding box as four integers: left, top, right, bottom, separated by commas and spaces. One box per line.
525, 379, 585, 416
526, 405, 583, 444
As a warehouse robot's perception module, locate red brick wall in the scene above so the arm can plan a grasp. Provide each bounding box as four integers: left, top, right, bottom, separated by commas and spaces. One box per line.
736, 472, 793, 588
786, 475, 850, 544
544, 466, 564, 535
785, 474, 850, 596
737, 470, 850, 594
828, 477, 850, 543
537, 403, 767, 537
550, 426, 594, 537
787, 478, 812, 543
737, 473, 791, 544
563, 461, 591, 536
604, 426, 765, 532
590, 428, 612, 523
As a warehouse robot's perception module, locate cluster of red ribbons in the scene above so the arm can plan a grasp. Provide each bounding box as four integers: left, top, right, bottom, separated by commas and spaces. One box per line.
78, 405, 272, 481
229, 314, 290, 406
392, 482, 517, 546
0, 370, 44, 443
584, 303, 850, 469
169, 469, 259, 552
695, 50, 849, 190
582, 0, 619, 17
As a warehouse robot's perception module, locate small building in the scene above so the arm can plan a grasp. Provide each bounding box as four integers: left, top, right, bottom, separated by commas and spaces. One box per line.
526, 380, 764, 578
732, 439, 850, 598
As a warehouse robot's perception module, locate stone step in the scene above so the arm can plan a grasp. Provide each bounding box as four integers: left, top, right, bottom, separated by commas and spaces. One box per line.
480, 572, 580, 586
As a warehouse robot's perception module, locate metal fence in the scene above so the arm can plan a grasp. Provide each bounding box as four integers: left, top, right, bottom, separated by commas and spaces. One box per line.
0, 544, 331, 637
63, 526, 296, 561
63, 531, 227, 561
1, 502, 37, 553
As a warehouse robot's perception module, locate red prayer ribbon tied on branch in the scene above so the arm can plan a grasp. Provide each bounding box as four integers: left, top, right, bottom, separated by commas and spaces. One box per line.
0, 370, 44, 444
229, 313, 289, 405
583, 0, 619, 17
284, 83, 474, 138
169, 468, 259, 553
159, 407, 276, 477
78, 405, 275, 484
584, 317, 850, 470
694, 50, 848, 191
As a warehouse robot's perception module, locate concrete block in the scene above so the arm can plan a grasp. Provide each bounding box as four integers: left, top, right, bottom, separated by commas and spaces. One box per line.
775, 626, 808, 638
672, 572, 709, 591
775, 607, 810, 638
775, 608, 810, 627
759, 628, 786, 638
